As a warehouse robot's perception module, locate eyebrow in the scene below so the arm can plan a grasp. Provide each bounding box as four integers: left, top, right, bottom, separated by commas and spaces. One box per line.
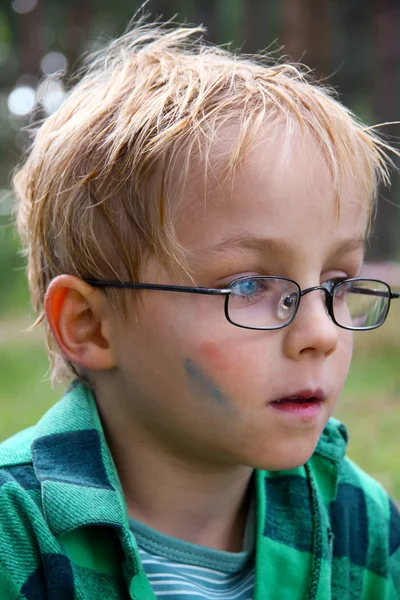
202, 235, 366, 259
330, 237, 366, 256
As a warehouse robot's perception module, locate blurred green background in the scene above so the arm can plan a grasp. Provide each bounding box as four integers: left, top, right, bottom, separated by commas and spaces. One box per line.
0, 0, 399, 499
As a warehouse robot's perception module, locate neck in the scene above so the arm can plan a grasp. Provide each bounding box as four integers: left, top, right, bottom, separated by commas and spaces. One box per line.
126, 460, 252, 552
97, 396, 253, 552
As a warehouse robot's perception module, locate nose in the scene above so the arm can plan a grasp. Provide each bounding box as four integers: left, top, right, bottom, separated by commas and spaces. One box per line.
282, 288, 339, 360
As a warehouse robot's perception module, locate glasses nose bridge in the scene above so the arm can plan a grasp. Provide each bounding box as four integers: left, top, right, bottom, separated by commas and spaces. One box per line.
299, 284, 334, 314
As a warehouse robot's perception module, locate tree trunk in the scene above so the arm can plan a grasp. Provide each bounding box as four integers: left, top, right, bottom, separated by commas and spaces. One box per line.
194, 0, 218, 42
306, 0, 330, 78
281, 0, 307, 62
242, 0, 270, 53
19, 1, 42, 77
370, 0, 400, 260
66, 0, 91, 71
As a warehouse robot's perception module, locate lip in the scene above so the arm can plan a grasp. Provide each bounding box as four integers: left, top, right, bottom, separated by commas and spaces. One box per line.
270, 388, 325, 404
268, 388, 326, 419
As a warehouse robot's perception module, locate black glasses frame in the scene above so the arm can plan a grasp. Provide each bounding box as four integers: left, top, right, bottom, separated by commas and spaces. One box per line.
84, 276, 400, 331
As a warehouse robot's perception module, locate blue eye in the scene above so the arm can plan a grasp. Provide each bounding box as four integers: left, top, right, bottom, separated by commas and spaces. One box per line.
233, 279, 259, 296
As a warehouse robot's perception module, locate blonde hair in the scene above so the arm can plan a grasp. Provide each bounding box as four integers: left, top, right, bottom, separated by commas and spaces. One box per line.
14, 20, 396, 383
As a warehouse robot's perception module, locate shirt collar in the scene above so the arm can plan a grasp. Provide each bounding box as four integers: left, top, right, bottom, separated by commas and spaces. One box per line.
31, 380, 128, 536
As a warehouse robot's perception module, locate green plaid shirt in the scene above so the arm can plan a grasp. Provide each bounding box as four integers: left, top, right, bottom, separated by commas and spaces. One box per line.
0, 381, 399, 599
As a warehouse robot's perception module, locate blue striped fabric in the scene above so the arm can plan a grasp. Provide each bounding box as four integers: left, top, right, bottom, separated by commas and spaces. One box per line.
130, 519, 255, 599
139, 550, 254, 599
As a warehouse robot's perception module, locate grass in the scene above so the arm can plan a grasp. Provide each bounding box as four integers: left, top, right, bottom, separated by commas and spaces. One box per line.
0, 318, 59, 439
0, 302, 399, 499
335, 300, 400, 499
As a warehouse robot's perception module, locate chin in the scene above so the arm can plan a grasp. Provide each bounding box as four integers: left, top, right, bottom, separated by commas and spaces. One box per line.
241, 437, 320, 472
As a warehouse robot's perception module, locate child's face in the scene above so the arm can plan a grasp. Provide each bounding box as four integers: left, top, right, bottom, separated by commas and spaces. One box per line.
105, 127, 367, 471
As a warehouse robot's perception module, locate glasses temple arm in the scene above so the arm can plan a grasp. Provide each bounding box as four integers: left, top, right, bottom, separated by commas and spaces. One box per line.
84, 279, 230, 296
347, 286, 399, 299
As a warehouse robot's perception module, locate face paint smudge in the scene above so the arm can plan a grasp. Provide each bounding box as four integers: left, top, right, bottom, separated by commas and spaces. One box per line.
184, 359, 236, 413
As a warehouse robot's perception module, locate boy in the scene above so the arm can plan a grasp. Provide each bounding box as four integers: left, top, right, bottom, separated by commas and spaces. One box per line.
1, 19, 400, 600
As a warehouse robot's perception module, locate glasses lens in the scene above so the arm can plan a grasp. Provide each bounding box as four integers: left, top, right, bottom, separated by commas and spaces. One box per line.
333, 279, 390, 329
227, 277, 299, 329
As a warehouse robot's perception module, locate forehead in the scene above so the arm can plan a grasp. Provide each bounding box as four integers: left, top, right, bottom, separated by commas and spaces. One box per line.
176, 124, 368, 259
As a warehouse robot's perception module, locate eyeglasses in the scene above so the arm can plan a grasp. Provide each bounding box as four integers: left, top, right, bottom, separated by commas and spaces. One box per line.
85, 276, 400, 331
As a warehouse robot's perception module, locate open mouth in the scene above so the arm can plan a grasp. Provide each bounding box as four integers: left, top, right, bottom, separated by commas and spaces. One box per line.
272, 397, 320, 404
270, 395, 324, 417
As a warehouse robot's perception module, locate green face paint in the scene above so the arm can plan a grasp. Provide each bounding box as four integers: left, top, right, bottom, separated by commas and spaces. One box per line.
184, 359, 237, 413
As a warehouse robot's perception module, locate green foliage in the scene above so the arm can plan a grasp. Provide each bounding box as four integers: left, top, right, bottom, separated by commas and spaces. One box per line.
335, 303, 400, 499
0, 10, 11, 46
0, 219, 30, 315
0, 339, 58, 440
336, 383, 400, 501
216, 0, 244, 46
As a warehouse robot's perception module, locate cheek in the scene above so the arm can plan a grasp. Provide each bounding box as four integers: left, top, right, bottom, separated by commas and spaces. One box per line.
197, 340, 250, 376
196, 333, 279, 381
334, 331, 354, 383
341, 330, 354, 359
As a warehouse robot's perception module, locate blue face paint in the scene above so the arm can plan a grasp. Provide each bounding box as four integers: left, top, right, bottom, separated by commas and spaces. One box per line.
184, 359, 236, 412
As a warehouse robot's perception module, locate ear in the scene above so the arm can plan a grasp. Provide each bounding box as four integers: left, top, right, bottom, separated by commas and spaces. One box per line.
44, 275, 116, 371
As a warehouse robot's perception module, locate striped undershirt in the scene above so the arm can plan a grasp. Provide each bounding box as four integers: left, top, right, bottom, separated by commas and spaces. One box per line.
129, 510, 255, 599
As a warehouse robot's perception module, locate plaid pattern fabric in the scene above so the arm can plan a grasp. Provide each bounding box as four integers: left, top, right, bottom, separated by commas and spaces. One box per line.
0, 381, 399, 599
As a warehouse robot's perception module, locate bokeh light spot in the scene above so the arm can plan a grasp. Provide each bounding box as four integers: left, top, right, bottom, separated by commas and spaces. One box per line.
37, 78, 66, 114
11, 0, 38, 14
7, 86, 36, 116
40, 52, 68, 76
